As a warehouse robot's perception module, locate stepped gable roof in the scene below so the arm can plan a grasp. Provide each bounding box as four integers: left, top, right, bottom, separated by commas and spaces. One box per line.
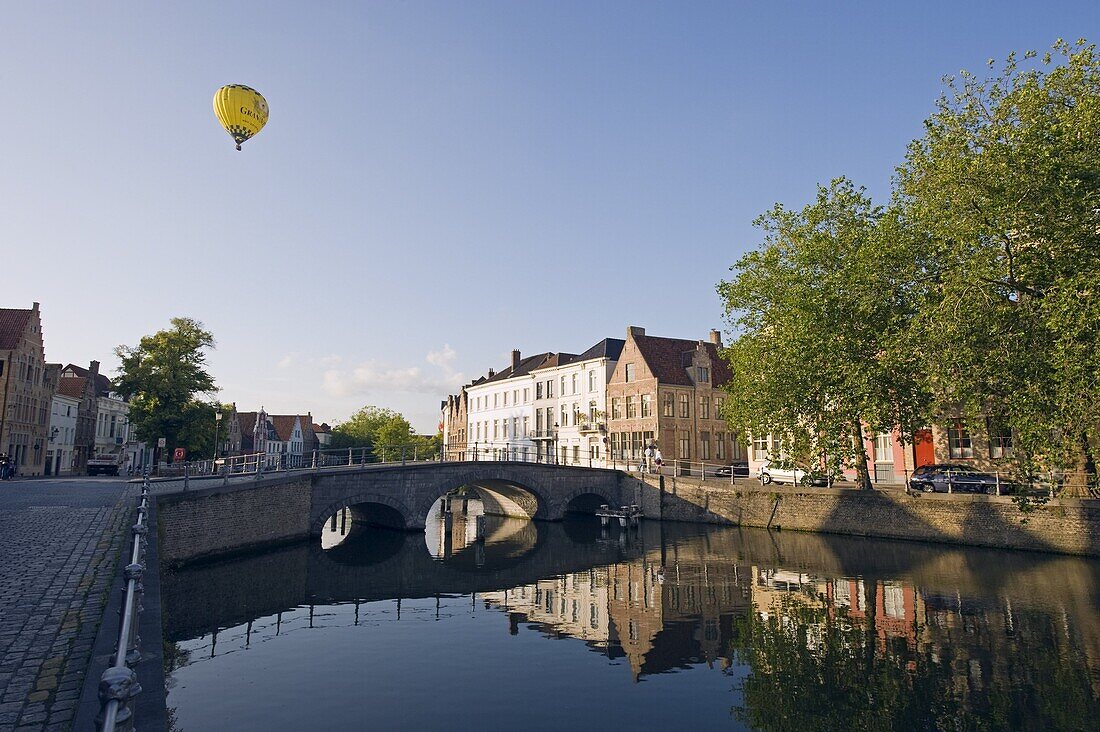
63, 364, 113, 396
484, 351, 557, 383
0, 308, 33, 350
57, 376, 87, 399
565, 338, 625, 365
633, 334, 732, 386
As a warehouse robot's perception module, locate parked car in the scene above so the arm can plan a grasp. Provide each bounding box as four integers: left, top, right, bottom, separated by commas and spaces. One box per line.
757, 460, 829, 487
908, 464, 1002, 494
709, 462, 750, 478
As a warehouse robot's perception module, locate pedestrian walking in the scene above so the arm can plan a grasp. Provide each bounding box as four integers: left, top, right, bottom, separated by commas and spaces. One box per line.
653, 449, 663, 472
642, 445, 653, 473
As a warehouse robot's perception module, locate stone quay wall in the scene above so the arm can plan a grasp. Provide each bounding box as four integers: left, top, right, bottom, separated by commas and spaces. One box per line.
629, 473, 1100, 557
156, 476, 312, 565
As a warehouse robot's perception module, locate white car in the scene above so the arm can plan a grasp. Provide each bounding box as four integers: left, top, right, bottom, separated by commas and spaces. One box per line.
756, 460, 828, 486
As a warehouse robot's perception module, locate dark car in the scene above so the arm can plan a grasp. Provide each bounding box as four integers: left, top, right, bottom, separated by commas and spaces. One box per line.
710, 462, 751, 478
908, 464, 1002, 494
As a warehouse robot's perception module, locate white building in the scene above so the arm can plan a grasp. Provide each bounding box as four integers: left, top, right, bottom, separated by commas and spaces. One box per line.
529, 339, 623, 467
462, 339, 624, 467
464, 350, 554, 462
46, 392, 79, 475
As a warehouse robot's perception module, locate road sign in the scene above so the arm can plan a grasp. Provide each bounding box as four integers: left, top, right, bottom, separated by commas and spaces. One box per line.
158, 437, 167, 448
173, 447, 186, 462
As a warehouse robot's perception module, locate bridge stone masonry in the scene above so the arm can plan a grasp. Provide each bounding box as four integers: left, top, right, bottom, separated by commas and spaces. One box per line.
156, 461, 633, 564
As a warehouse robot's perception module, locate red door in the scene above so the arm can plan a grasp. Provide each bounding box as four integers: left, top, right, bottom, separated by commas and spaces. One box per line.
913, 429, 935, 467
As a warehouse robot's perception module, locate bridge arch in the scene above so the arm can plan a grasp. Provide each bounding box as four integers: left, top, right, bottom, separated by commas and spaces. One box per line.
413, 474, 549, 529
312, 492, 417, 537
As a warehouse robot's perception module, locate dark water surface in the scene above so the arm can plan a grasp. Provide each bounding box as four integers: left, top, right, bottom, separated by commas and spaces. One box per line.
162, 508, 1100, 731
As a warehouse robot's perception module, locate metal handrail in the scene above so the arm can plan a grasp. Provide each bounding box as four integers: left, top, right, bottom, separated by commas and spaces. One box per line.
98, 472, 150, 730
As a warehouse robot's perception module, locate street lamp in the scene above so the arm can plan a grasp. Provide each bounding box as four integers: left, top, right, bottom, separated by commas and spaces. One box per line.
213, 410, 222, 461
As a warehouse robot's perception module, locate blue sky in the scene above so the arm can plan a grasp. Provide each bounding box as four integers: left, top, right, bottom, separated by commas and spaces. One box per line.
2, 2, 1096, 431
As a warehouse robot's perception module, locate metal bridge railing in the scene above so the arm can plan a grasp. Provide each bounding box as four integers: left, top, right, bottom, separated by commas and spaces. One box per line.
98, 472, 150, 731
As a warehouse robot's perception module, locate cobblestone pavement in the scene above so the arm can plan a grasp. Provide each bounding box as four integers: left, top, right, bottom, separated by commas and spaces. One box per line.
0, 478, 134, 731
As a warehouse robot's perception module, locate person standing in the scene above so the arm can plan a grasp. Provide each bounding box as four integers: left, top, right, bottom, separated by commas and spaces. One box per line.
653, 448, 663, 473
642, 445, 653, 473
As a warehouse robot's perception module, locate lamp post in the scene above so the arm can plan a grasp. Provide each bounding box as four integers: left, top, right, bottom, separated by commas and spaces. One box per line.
213, 410, 222, 462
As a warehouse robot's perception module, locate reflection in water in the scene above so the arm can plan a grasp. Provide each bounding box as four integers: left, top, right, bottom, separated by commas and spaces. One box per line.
163, 521, 1100, 731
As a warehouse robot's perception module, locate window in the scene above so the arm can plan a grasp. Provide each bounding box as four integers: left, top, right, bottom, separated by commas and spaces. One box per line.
522, 416, 529, 436
662, 393, 674, 417
678, 394, 690, 418
536, 383, 543, 400
561, 376, 567, 395
493, 393, 499, 408
678, 431, 691, 459
476, 423, 482, 440
625, 363, 636, 382
560, 405, 568, 426
752, 436, 769, 461
641, 394, 652, 418
874, 433, 892, 462
523, 388, 530, 403
625, 396, 635, 419
572, 445, 579, 464
612, 397, 623, 420
988, 419, 1013, 458
503, 391, 508, 406
571, 374, 577, 394
545, 407, 553, 429
948, 422, 973, 459
513, 389, 518, 404
716, 432, 725, 460
536, 411, 543, 430
700, 397, 710, 419
493, 420, 499, 440
512, 417, 518, 437
547, 380, 554, 398
700, 431, 711, 460
589, 370, 597, 392
589, 401, 598, 421
697, 366, 710, 382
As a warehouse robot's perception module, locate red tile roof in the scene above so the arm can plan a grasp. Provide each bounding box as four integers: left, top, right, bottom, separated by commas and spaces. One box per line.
57, 376, 87, 399
63, 364, 112, 396
633, 334, 732, 387
0, 308, 33, 350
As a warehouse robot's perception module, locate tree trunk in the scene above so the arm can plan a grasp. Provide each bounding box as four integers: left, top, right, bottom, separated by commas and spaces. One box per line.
851, 423, 873, 490
1062, 431, 1097, 498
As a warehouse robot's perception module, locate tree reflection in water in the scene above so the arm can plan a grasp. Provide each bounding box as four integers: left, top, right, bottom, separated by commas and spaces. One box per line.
730, 583, 1100, 730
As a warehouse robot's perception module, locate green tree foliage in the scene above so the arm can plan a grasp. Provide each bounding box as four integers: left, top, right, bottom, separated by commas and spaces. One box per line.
717, 180, 930, 489
331, 405, 439, 459
896, 40, 1100, 487
113, 318, 219, 459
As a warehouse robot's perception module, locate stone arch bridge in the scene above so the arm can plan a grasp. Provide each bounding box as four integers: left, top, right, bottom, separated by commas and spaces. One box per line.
157, 461, 639, 564
311, 461, 630, 534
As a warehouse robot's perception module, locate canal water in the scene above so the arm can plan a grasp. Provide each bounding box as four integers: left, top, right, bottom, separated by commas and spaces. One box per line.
162, 502, 1100, 730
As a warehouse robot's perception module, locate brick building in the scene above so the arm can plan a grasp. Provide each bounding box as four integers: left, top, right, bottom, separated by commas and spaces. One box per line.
606, 326, 745, 468
0, 303, 54, 476
441, 387, 469, 461
58, 361, 102, 474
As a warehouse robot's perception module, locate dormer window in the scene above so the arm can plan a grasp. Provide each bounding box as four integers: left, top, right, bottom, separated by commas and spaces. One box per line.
697, 366, 710, 382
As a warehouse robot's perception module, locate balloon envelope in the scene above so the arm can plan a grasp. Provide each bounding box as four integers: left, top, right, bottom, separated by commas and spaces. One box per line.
213, 84, 269, 150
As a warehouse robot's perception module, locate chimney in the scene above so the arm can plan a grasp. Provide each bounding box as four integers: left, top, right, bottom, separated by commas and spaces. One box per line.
512, 350, 521, 370
89, 360, 100, 377
488, 368, 495, 377
709, 329, 723, 346
32, 302, 39, 311
627, 326, 646, 339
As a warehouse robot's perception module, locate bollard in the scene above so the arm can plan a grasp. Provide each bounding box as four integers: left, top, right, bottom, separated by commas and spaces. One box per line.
183, 463, 189, 491
995, 471, 1001, 496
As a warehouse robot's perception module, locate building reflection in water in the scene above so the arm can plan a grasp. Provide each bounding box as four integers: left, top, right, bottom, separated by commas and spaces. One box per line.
167, 518, 1100, 729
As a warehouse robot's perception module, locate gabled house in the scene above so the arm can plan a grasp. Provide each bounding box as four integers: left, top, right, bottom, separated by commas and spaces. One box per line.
605, 326, 744, 468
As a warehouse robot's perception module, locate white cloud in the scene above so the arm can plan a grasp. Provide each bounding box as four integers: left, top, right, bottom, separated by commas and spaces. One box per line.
322, 345, 465, 399
276, 354, 295, 370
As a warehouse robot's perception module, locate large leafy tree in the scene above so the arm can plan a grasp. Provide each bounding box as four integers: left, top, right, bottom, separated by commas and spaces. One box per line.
114, 318, 219, 459
896, 40, 1100, 490
331, 405, 438, 459
717, 179, 930, 489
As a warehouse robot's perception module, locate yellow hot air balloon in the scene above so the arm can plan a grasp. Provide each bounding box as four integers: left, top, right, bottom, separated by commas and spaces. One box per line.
212, 84, 269, 151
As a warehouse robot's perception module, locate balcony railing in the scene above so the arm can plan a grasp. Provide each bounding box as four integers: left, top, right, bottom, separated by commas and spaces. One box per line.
576, 421, 606, 434
529, 429, 557, 440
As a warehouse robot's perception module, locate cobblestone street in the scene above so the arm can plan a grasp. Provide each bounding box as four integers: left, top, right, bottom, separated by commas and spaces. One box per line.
0, 478, 134, 731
